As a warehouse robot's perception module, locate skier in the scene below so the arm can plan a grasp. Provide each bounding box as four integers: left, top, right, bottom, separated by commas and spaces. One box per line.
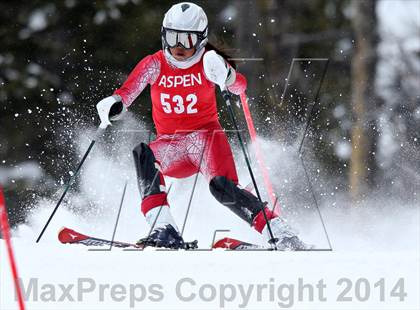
96, 2, 307, 250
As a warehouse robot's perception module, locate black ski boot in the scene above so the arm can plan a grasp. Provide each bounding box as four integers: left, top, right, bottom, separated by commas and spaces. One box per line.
136, 224, 197, 250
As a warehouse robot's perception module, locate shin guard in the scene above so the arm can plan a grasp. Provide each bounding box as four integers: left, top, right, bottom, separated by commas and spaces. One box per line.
133, 142, 165, 198
209, 176, 275, 228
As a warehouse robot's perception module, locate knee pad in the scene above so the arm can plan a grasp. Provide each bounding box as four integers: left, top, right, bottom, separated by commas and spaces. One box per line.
209, 176, 263, 225
133, 142, 164, 197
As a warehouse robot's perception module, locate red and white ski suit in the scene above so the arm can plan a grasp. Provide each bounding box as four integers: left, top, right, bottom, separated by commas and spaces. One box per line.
114, 50, 274, 231
114, 50, 245, 213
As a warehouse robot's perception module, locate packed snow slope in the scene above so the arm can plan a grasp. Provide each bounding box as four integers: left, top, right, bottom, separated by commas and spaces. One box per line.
1, 123, 419, 309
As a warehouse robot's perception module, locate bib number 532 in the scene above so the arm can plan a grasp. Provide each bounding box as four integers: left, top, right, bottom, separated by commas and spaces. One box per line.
160, 93, 198, 114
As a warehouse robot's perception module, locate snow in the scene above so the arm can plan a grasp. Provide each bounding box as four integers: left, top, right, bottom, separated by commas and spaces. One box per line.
377, 113, 400, 167
0, 161, 44, 186
1, 118, 419, 309
376, 0, 420, 103
377, 0, 420, 38
1, 243, 418, 309
28, 10, 48, 32
335, 141, 351, 160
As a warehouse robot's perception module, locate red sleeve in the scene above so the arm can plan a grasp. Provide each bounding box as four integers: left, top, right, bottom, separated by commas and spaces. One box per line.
113, 54, 161, 107
227, 72, 247, 95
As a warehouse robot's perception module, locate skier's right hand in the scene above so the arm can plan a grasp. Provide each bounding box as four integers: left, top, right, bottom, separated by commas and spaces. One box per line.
96, 95, 126, 129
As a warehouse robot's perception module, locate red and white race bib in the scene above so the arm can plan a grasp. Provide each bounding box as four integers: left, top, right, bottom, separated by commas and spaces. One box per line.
150, 51, 218, 134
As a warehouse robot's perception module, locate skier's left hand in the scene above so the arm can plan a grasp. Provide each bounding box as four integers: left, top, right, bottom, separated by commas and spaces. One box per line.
203, 50, 236, 90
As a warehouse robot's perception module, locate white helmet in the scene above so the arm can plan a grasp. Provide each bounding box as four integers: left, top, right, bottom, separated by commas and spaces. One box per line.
161, 2, 208, 68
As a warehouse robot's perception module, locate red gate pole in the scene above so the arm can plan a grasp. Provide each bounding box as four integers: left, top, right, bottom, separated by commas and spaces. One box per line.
239, 92, 280, 215
0, 187, 26, 310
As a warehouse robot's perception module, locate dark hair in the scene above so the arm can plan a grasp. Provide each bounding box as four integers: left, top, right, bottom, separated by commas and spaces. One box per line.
205, 42, 237, 69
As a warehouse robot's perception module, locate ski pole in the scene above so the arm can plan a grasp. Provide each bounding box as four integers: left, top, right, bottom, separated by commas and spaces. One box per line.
221, 89, 277, 246
36, 126, 106, 243
239, 92, 279, 215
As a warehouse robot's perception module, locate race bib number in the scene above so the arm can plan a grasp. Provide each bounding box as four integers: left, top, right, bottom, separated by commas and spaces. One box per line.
160, 93, 198, 114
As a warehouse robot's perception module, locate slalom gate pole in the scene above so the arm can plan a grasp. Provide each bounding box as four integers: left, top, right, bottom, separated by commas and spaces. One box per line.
36, 126, 105, 243
297, 59, 332, 250
239, 92, 279, 215
221, 90, 277, 247
0, 187, 26, 310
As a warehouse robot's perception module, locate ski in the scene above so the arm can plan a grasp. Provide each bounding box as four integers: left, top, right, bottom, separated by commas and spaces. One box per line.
58, 227, 140, 248
212, 237, 317, 251
212, 237, 268, 250
58, 227, 198, 250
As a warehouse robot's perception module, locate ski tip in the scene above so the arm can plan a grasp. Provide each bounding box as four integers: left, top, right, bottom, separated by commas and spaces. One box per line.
213, 237, 244, 250
58, 227, 89, 244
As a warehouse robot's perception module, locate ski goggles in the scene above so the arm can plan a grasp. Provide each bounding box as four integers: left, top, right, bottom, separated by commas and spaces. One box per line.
162, 27, 207, 49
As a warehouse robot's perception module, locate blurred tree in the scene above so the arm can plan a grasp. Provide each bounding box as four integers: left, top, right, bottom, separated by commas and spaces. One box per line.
349, 0, 380, 201
233, 0, 354, 205
375, 6, 420, 202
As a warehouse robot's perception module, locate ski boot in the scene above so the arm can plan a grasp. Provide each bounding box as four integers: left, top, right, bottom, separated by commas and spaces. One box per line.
136, 224, 197, 250
264, 217, 311, 251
